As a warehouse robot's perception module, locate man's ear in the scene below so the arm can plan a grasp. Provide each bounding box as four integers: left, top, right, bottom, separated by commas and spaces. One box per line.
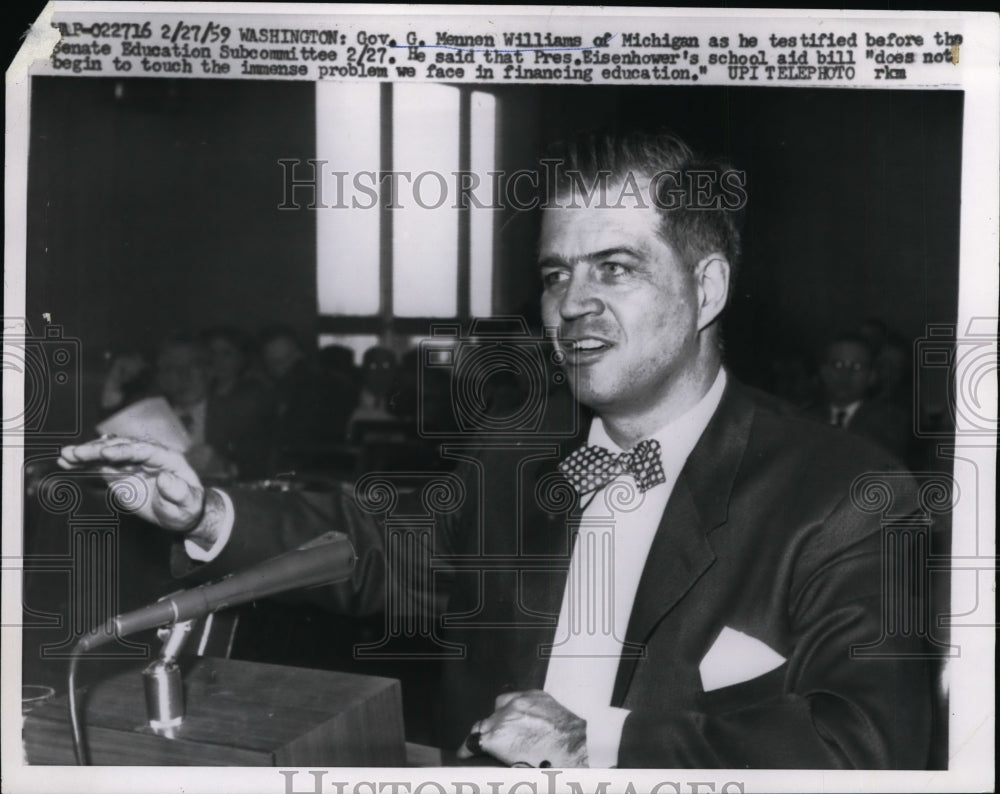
695, 253, 730, 331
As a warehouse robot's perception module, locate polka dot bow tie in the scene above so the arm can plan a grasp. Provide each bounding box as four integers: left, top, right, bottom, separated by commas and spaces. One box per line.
558, 439, 667, 495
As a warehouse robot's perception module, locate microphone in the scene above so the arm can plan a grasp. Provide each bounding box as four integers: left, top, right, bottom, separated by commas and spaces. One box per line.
74, 531, 356, 653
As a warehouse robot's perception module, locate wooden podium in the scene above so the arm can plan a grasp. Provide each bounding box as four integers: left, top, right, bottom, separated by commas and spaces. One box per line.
23, 656, 406, 766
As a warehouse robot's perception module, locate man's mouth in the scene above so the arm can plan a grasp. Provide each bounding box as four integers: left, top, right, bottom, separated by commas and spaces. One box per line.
564, 337, 613, 362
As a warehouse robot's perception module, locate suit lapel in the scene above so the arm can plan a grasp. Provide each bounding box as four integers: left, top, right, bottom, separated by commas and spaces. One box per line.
611, 379, 755, 705
610, 476, 715, 704
519, 487, 587, 689
515, 423, 591, 689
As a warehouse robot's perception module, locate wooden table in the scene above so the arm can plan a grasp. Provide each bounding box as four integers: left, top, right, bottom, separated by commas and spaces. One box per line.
23, 656, 406, 766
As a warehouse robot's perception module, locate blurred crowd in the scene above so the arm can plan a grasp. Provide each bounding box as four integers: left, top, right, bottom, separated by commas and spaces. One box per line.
95, 324, 550, 485
94, 317, 946, 486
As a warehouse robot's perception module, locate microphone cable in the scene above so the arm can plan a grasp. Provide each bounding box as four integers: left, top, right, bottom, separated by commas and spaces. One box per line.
67, 647, 89, 765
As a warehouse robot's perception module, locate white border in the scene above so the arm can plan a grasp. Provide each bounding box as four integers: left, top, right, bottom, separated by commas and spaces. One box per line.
4, 4, 997, 793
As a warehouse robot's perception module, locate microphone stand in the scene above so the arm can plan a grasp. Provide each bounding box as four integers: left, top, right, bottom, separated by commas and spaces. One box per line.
64, 529, 355, 763
143, 619, 195, 737
68, 616, 197, 764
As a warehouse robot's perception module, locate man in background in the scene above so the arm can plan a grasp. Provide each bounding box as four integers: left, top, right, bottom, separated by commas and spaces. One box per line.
259, 325, 358, 470
813, 332, 912, 461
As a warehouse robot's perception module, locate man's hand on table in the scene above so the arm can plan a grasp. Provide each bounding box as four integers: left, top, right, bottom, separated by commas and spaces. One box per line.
458, 690, 589, 768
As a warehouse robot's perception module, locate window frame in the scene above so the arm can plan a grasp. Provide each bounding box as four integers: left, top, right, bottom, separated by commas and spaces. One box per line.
317, 84, 497, 341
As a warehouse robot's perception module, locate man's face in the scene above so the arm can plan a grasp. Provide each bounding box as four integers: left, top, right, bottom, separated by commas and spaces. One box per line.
156, 344, 209, 407
209, 338, 245, 384
362, 348, 396, 395
538, 188, 703, 419
819, 341, 875, 406
262, 337, 301, 380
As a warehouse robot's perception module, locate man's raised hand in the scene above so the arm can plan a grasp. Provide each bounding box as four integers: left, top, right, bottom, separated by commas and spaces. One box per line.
58, 437, 205, 533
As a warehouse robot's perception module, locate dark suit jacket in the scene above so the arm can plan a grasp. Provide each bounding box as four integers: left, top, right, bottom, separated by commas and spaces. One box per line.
807, 397, 913, 463
204, 378, 276, 480
180, 377, 933, 768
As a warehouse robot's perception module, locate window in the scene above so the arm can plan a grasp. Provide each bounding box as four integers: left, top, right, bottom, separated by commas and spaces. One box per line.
316, 82, 498, 354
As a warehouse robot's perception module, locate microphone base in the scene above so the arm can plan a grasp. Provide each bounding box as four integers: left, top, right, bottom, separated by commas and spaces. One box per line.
24, 656, 406, 766
143, 659, 185, 735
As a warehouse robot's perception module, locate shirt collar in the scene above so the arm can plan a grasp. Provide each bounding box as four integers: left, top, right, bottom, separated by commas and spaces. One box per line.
830, 399, 862, 424
588, 367, 728, 480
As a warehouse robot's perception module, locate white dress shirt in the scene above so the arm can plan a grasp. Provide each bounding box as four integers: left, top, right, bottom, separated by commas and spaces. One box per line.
828, 399, 862, 429
187, 368, 728, 767
175, 398, 208, 445
543, 368, 727, 766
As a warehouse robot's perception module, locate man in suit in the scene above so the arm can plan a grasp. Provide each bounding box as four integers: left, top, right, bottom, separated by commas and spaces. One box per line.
810, 332, 913, 461
259, 325, 359, 469
101, 334, 273, 481
59, 131, 933, 768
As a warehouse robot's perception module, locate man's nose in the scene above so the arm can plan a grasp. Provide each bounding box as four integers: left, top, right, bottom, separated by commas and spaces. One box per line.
559, 272, 604, 320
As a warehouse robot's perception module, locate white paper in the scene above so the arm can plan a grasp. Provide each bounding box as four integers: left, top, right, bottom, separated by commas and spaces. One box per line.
96, 397, 192, 452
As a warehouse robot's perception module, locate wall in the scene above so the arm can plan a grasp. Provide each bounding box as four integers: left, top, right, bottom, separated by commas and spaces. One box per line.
26, 76, 316, 429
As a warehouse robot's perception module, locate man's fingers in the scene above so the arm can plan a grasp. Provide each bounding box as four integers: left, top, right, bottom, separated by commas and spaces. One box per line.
60, 437, 124, 463
466, 692, 586, 768
457, 722, 485, 758
476, 719, 538, 766
456, 738, 475, 760
157, 469, 195, 506
98, 440, 175, 467
60, 437, 152, 467
494, 691, 522, 710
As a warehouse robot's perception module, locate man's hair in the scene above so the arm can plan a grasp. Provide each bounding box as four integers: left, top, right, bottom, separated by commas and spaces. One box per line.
201, 325, 253, 357
155, 332, 209, 365
361, 345, 397, 367
259, 324, 305, 352
542, 130, 744, 281
823, 332, 876, 362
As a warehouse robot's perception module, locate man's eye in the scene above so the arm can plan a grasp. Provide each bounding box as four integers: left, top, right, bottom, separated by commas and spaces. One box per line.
602, 262, 630, 278
542, 270, 568, 287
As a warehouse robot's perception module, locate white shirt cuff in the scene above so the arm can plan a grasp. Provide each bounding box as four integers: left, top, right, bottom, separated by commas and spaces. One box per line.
183, 488, 235, 562
585, 706, 630, 768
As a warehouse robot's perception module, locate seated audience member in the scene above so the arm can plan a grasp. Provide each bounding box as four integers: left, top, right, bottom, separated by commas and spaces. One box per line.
101, 333, 272, 481
809, 332, 911, 460
152, 334, 238, 481
99, 351, 153, 413
387, 348, 457, 436
260, 325, 358, 469
201, 326, 276, 480
347, 346, 400, 436
204, 326, 266, 395
318, 344, 359, 384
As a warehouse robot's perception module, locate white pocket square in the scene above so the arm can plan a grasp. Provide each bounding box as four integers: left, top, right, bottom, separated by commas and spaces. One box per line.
699, 627, 786, 692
